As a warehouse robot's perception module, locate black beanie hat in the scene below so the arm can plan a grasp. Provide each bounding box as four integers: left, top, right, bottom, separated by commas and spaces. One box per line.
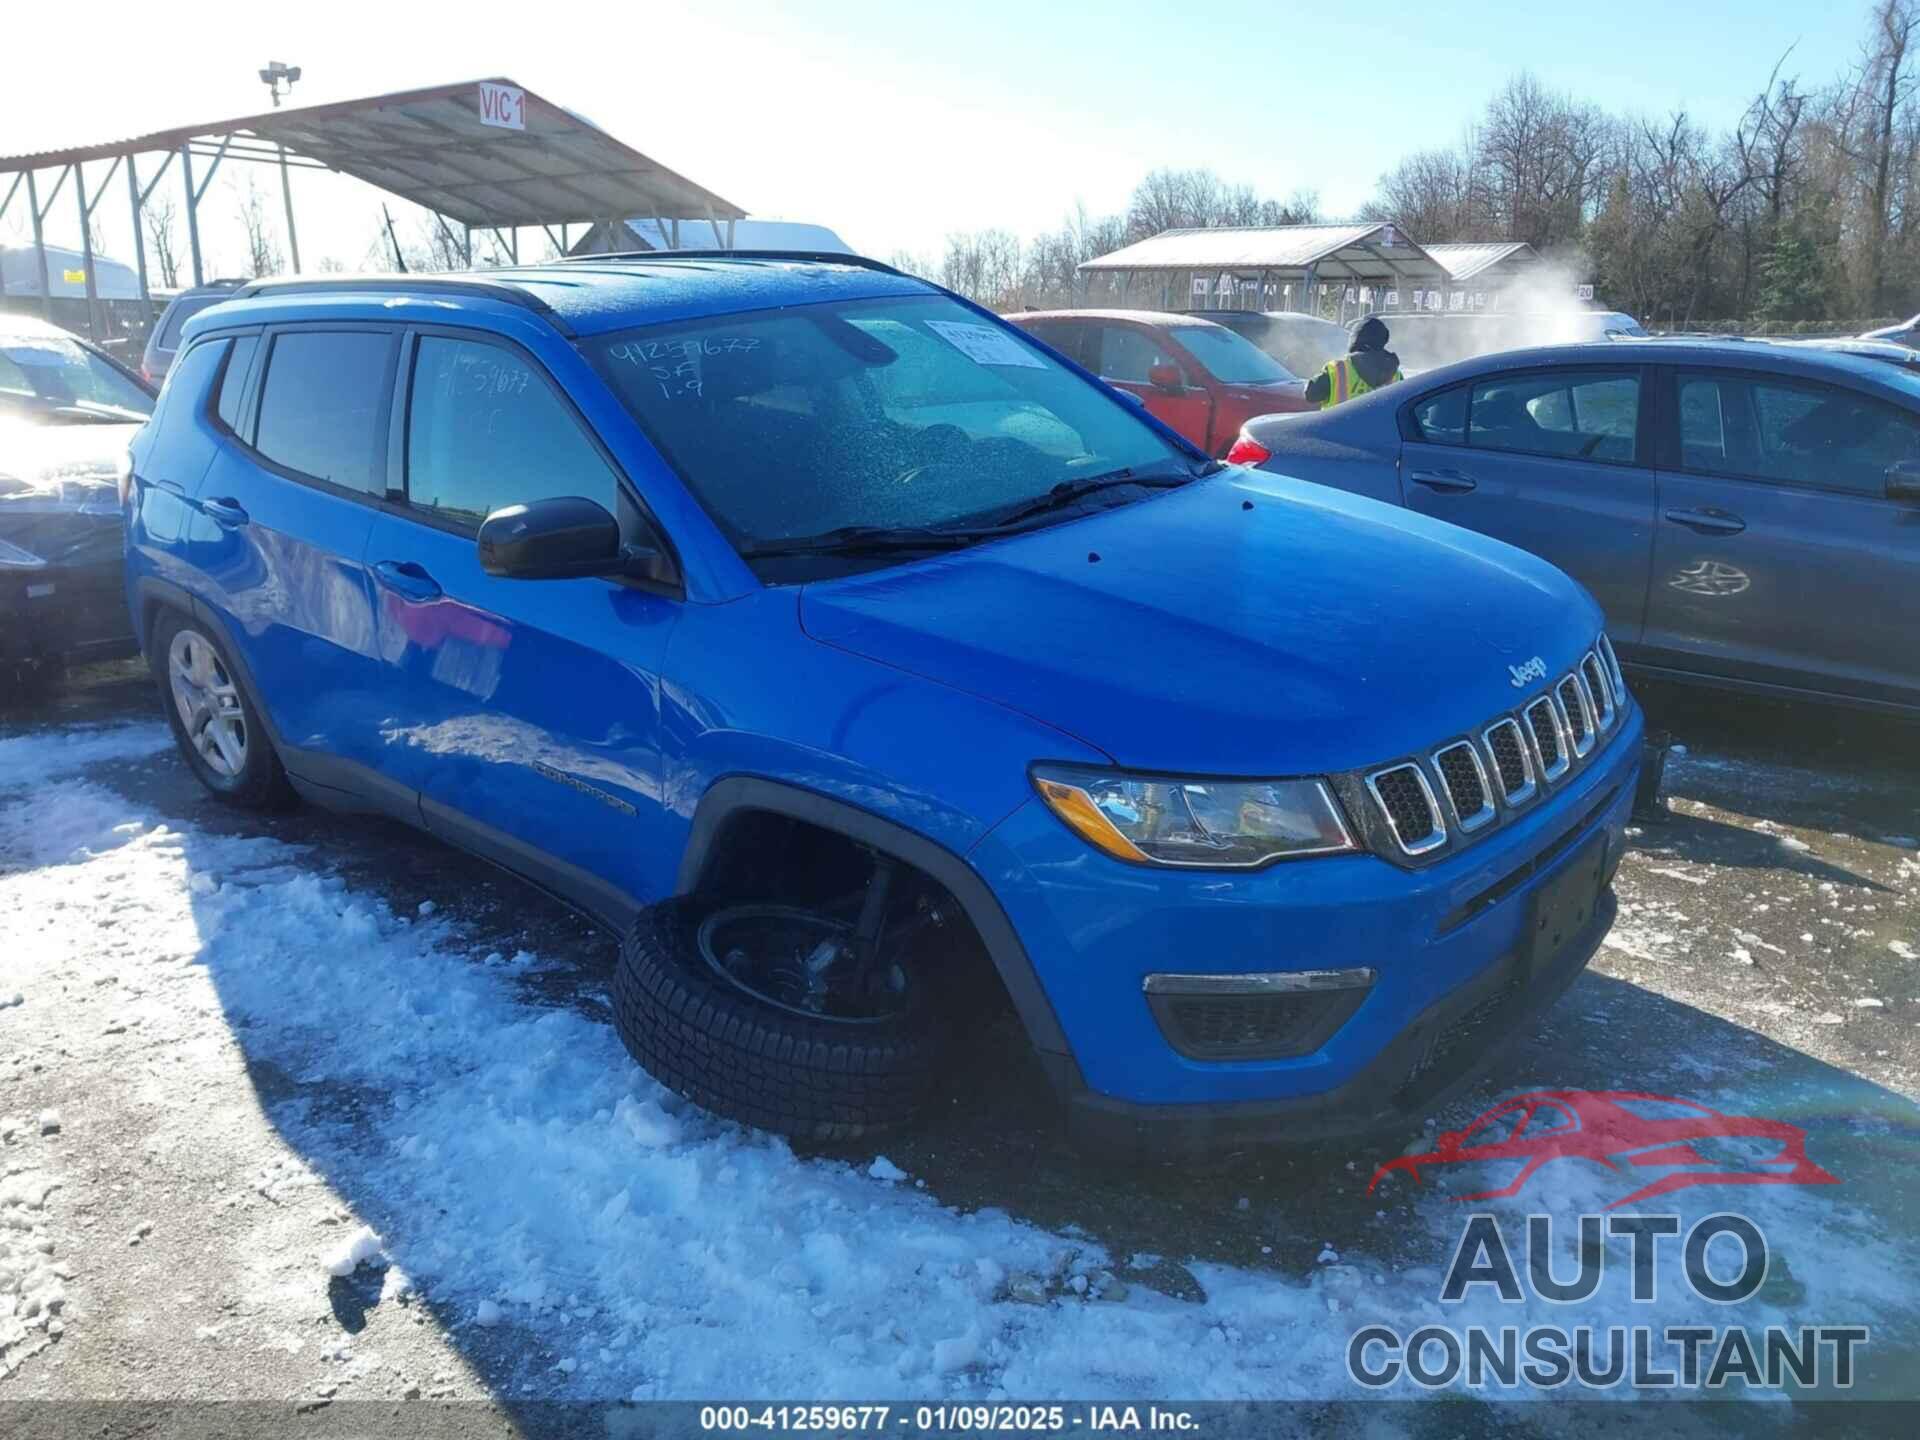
1352, 316, 1390, 351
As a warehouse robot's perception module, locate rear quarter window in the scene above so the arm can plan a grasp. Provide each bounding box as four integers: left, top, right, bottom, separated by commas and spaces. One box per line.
1408, 384, 1468, 444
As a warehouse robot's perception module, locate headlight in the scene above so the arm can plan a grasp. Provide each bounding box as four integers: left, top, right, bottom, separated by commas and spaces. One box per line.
1031, 763, 1354, 868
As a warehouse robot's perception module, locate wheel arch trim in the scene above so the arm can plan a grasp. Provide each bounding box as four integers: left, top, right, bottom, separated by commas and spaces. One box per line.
676, 775, 1072, 1061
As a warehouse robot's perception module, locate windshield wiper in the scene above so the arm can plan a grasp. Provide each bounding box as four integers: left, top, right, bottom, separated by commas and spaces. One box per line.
988, 464, 1200, 528
738, 523, 1006, 560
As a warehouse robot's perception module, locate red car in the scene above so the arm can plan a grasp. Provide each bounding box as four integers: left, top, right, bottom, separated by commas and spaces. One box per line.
1366, 1090, 1840, 1209
1008, 309, 1312, 457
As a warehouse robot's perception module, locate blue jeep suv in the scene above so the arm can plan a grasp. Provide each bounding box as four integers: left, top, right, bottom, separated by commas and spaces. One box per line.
124, 254, 1641, 1149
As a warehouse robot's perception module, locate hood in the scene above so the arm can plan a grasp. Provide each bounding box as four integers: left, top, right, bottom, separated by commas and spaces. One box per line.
799, 473, 1604, 776
0, 417, 136, 567
1350, 347, 1400, 387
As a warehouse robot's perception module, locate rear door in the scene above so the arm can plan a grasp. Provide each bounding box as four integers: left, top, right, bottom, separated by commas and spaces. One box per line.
186, 325, 396, 772
359, 327, 681, 913
1398, 366, 1657, 644
1087, 321, 1212, 450
1644, 365, 1920, 705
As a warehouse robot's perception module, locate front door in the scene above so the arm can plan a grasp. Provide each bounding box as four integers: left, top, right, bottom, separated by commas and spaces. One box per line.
1088, 321, 1212, 450
1645, 366, 1920, 705
1399, 366, 1657, 644
361, 329, 681, 914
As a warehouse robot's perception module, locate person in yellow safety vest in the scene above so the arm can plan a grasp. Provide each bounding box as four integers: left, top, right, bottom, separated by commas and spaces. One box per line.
1303, 315, 1404, 409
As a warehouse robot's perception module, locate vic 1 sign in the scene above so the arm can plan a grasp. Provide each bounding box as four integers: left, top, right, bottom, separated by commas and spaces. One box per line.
479, 82, 526, 131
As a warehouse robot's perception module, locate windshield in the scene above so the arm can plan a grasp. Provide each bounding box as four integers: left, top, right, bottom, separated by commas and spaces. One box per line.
1168, 325, 1299, 384
0, 334, 154, 423
591, 294, 1190, 550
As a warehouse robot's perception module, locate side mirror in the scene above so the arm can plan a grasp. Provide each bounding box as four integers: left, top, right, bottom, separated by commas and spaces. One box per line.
478, 496, 626, 580
1147, 362, 1185, 393
1888, 459, 1920, 502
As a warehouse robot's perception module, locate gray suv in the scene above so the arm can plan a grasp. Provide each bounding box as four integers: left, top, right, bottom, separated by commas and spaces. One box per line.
1231, 338, 1920, 717
139, 279, 245, 384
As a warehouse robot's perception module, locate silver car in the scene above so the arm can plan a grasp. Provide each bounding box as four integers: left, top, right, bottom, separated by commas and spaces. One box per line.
1231, 338, 1920, 717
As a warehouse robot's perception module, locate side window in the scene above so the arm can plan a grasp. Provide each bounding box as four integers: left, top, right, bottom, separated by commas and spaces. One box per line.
1018, 321, 1084, 367
1410, 385, 1468, 445
1094, 325, 1178, 384
1676, 375, 1729, 469
145, 338, 228, 443
406, 336, 620, 528
1676, 372, 1920, 497
1750, 378, 1916, 496
215, 335, 258, 434
1467, 370, 1640, 463
253, 331, 394, 493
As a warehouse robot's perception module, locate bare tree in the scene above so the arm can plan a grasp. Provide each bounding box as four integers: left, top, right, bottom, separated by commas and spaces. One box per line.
414, 216, 469, 272
1831, 0, 1920, 310
236, 176, 284, 278
938, 229, 1024, 310
143, 192, 182, 289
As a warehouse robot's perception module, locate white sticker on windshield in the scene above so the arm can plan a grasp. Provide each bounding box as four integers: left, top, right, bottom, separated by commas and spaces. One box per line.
925, 320, 1045, 369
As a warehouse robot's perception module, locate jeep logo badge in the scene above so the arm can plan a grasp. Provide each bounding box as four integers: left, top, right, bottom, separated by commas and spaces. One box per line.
1509, 656, 1549, 688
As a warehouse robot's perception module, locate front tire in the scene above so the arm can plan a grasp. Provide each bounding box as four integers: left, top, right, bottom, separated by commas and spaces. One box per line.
150, 609, 293, 810
611, 897, 945, 1141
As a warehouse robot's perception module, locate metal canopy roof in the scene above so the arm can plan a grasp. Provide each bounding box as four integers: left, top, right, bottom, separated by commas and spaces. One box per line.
1078, 223, 1446, 281
1422, 242, 1539, 283
0, 78, 745, 228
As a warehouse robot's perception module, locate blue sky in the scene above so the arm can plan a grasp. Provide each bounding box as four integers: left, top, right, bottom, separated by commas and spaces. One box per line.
0, 0, 1874, 274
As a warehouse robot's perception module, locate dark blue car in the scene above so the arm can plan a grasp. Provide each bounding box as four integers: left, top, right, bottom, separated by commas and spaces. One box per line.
123, 255, 1640, 1150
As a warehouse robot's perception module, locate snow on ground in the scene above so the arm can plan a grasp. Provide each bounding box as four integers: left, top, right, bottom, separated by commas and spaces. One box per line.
2, 722, 1915, 1402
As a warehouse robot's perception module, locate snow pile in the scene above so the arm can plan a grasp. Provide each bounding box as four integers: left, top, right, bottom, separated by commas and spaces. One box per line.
323, 1225, 387, 1278
0, 720, 170, 779
0, 1164, 68, 1378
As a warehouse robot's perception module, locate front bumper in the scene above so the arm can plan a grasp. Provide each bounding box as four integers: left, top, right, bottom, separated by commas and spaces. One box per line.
968, 704, 1642, 1148
2, 557, 139, 671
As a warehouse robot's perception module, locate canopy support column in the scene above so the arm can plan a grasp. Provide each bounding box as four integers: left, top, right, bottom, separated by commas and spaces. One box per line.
27, 168, 51, 320
278, 144, 301, 274
126, 157, 150, 305
75, 161, 99, 338
181, 147, 204, 287
0, 173, 22, 301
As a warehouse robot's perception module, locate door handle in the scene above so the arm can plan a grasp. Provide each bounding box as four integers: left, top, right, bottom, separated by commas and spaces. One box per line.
200, 496, 249, 527
1663, 507, 1746, 535
372, 560, 443, 602
1409, 468, 1478, 493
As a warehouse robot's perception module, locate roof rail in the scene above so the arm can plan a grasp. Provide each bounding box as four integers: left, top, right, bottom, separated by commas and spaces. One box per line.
554, 249, 908, 278
229, 274, 574, 335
